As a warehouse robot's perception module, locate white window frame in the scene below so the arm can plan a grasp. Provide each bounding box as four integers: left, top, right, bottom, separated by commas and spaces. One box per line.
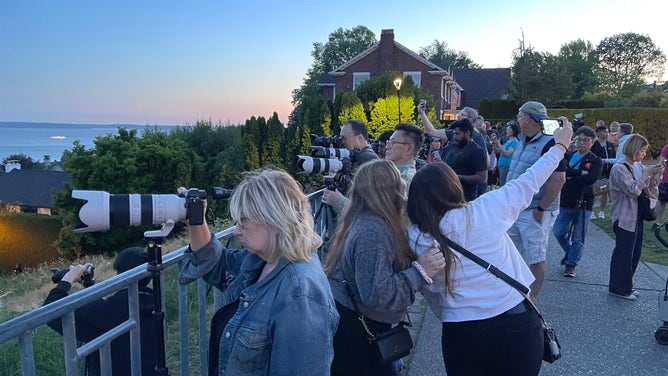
353, 72, 370, 90
403, 71, 421, 88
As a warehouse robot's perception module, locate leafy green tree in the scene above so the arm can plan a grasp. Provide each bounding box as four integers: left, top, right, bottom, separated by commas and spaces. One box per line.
290, 26, 376, 142
558, 39, 598, 99
509, 48, 574, 106
54, 127, 200, 256
262, 113, 284, 168
418, 39, 481, 69
337, 92, 367, 126
596, 32, 666, 98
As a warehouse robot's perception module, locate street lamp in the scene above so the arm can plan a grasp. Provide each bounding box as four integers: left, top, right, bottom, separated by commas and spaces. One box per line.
394, 78, 402, 123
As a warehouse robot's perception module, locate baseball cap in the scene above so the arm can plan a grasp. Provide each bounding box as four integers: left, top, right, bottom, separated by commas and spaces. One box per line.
519, 101, 549, 122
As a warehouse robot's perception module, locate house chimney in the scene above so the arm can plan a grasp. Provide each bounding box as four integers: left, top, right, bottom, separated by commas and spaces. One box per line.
5, 160, 21, 172
380, 29, 395, 72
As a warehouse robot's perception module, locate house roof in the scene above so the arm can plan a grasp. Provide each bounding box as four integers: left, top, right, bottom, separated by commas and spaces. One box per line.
330, 37, 448, 75
452, 68, 511, 109
0, 170, 70, 208
317, 29, 451, 86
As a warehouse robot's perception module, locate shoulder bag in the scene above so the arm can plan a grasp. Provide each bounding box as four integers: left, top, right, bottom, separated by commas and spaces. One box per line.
343, 281, 414, 365
442, 237, 562, 363
623, 163, 657, 221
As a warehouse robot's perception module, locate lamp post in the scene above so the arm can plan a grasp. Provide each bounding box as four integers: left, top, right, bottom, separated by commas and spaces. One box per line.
394, 78, 402, 123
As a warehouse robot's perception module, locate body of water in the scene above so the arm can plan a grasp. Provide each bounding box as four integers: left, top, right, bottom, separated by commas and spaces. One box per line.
0, 122, 177, 162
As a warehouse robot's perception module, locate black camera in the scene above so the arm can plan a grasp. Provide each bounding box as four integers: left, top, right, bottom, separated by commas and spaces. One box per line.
311, 134, 343, 148
51, 265, 96, 288
71, 187, 233, 233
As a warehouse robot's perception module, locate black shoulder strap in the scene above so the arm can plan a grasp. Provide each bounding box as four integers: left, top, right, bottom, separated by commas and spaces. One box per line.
442, 237, 547, 323
442, 238, 529, 295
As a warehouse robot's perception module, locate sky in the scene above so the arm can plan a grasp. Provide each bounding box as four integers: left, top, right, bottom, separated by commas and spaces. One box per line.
1, 0, 666, 126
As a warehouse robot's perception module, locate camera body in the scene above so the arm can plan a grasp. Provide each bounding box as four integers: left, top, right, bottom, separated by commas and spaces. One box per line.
51, 265, 96, 287
311, 134, 343, 148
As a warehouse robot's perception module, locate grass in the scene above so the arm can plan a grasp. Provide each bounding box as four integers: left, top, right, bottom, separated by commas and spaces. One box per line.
590, 204, 668, 266
0, 231, 215, 376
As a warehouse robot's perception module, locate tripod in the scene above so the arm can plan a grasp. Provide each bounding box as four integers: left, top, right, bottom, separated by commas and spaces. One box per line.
144, 220, 174, 376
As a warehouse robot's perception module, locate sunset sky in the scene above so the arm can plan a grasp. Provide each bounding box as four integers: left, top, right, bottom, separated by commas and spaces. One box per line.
1, 0, 666, 126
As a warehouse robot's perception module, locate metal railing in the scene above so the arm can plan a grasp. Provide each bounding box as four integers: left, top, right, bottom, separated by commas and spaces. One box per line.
0, 190, 333, 376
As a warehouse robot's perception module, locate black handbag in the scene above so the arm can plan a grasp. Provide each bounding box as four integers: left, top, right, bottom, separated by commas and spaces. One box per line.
442, 238, 562, 363
343, 281, 414, 365
623, 163, 657, 221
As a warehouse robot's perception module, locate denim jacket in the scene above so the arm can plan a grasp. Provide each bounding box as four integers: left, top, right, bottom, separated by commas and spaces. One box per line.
179, 235, 339, 376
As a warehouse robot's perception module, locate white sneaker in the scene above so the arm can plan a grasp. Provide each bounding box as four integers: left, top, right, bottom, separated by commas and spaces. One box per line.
591, 212, 597, 220
597, 211, 605, 219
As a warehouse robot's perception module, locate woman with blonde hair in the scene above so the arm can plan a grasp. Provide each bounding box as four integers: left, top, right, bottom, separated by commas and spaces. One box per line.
608, 134, 663, 300
324, 159, 445, 376
179, 168, 339, 376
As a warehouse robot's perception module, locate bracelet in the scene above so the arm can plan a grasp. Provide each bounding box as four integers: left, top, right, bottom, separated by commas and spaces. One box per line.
556, 143, 568, 152
412, 261, 433, 285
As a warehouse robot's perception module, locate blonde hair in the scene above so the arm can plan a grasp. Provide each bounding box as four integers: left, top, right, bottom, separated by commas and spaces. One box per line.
229, 168, 321, 262
323, 159, 415, 276
622, 134, 649, 161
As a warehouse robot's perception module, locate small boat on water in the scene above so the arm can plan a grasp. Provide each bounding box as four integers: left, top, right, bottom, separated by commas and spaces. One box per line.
49, 135, 66, 139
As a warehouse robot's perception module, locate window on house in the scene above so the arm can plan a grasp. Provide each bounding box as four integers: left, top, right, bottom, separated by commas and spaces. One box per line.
404, 71, 421, 87
353, 72, 370, 90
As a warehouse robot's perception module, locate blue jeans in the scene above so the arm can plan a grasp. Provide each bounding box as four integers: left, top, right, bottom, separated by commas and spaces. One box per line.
553, 207, 591, 266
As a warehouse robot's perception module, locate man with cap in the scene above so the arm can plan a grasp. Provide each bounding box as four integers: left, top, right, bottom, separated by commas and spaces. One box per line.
43, 247, 156, 375
506, 101, 567, 302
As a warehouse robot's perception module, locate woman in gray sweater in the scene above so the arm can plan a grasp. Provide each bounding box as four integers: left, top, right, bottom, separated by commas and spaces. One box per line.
324, 159, 444, 376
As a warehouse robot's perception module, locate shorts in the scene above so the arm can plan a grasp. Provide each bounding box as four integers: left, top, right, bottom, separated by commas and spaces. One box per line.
507, 208, 558, 264
659, 183, 668, 203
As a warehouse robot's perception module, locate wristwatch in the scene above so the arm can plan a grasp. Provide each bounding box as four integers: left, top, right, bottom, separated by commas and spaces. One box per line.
535, 205, 546, 212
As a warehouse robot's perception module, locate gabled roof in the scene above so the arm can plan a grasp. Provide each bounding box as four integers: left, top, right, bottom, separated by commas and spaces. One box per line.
0, 170, 70, 208
330, 38, 448, 75
452, 68, 511, 108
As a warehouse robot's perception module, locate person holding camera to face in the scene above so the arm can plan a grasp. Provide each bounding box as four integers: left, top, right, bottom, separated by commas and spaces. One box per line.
43, 247, 156, 376
321, 120, 379, 214
506, 101, 568, 303
179, 169, 338, 376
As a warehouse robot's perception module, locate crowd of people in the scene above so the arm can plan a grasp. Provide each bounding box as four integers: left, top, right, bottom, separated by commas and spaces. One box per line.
42, 101, 666, 375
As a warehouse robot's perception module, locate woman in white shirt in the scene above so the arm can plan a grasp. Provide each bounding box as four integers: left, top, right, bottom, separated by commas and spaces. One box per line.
406, 119, 573, 376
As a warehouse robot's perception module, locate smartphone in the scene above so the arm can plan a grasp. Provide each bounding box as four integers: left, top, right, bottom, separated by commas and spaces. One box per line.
540, 118, 563, 135
418, 99, 426, 109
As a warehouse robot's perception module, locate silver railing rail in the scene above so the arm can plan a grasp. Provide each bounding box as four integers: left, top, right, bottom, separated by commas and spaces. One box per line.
0, 189, 332, 376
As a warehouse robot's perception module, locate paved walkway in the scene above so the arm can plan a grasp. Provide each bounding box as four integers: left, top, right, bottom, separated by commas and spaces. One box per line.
404, 223, 668, 375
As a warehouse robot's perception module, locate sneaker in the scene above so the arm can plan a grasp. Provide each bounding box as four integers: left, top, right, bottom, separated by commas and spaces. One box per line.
608, 291, 638, 301
597, 211, 605, 219
591, 212, 597, 220
564, 265, 576, 277
631, 289, 641, 297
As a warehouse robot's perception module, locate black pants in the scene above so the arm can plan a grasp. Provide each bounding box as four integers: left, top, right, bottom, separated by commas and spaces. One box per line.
609, 218, 644, 295
441, 300, 543, 376
331, 302, 397, 376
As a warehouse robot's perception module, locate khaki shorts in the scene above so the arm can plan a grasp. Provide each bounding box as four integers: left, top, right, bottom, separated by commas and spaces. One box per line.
507, 209, 558, 264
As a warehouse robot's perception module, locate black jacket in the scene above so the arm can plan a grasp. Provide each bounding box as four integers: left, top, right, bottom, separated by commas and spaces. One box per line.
590, 140, 616, 178
44, 281, 156, 376
560, 151, 602, 210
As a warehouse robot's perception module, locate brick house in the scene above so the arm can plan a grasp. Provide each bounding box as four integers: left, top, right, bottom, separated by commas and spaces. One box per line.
318, 28, 510, 120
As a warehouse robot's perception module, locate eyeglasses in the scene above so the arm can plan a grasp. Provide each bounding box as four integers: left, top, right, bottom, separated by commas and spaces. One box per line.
234, 217, 249, 230
575, 137, 594, 143
387, 139, 411, 146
